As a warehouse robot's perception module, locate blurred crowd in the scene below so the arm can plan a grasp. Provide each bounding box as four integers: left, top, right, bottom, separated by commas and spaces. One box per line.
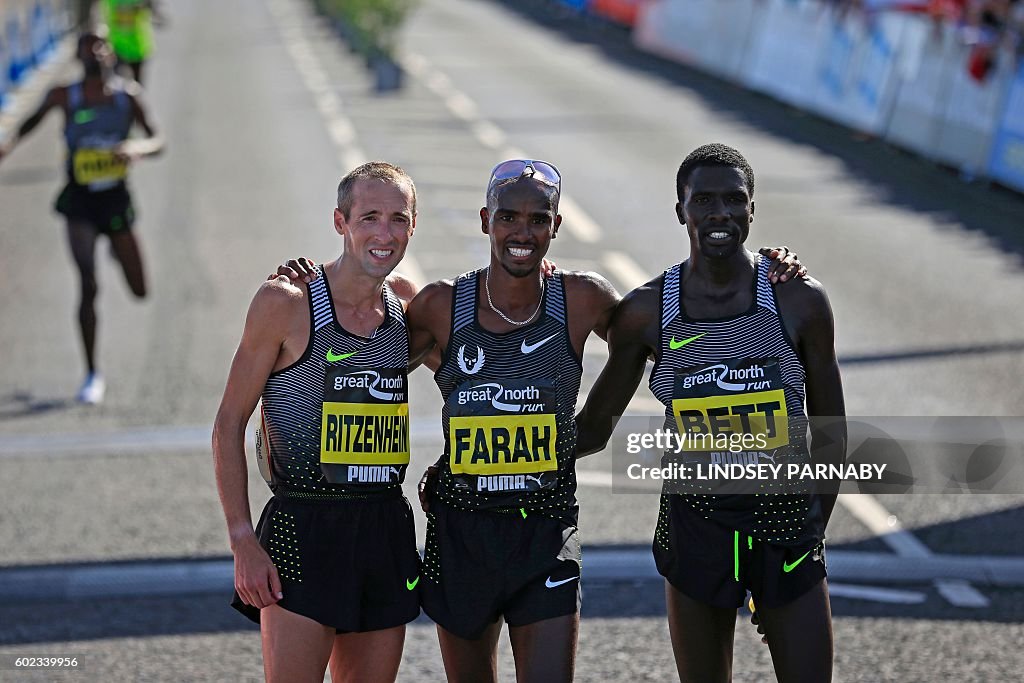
829, 0, 1023, 80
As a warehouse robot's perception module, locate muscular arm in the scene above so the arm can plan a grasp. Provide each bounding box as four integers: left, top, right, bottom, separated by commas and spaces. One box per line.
575, 281, 660, 457
406, 279, 452, 372
212, 278, 302, 606
0, 87, 64, 161
389, 271, 442, 372
777, 278, 846, 528
563, 270, 620, 346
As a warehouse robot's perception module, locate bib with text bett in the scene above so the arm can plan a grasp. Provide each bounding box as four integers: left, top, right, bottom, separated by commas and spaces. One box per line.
447, 377, 559, 495
320, 366, 410, 486
670, 357, 801, 495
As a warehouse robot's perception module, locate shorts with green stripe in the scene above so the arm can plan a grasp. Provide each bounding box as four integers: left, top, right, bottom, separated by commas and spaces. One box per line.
653, 494, 826, 609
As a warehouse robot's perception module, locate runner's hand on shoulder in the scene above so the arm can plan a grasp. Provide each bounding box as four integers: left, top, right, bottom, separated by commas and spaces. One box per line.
758, 246, 807, 284
418, 464, 439, 512
232, 534, 284, 609
541, 258, 557, 277
271, 257, 318, 284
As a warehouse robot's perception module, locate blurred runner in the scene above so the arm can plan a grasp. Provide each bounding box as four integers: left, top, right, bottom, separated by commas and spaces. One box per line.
102, 0, 164, 84
576, 143, 846, 682
0, 33, 162, 404
213, 162, 423, 683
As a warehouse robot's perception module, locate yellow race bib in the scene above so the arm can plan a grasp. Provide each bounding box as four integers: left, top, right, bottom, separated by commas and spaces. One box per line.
73, 148, 127, 187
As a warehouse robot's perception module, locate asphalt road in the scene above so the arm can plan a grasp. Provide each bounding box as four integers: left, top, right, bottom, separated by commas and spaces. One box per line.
1, 0, 1022, 680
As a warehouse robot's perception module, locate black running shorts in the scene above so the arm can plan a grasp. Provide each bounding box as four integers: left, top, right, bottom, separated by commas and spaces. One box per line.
55, 182, 135, 234
654, 494, 826, 609
231, 493, 421, 633
421, 499, 581, 640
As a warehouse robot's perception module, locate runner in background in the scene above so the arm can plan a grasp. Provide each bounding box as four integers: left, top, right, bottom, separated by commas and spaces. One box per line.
0, 33, 162, 403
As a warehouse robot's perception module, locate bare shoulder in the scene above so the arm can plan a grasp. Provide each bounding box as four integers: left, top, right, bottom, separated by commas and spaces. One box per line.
386, 271, 420, 306
613, 276, 661, 332
561, 270, 620, 305
251, 275, 307, 320
775, 275, 831, 317
409, 278, 455, 313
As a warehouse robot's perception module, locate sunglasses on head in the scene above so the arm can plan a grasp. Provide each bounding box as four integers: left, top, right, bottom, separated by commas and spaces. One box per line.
487, 159, 561, 192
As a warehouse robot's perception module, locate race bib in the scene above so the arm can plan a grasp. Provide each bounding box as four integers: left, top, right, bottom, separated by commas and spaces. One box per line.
672, 359, 790, 453
320, 366, 409, 485
447, 378, 559, 494
73, 148, 127, 188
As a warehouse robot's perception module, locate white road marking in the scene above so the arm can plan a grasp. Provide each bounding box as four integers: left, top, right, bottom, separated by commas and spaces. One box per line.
266, 0, 366, 166
602, 250, 650, 291
838, 493, 990, 608
819, 583, 926, 604
3, 550, 1017, 604
401, 52, 605, 244
264, 0, 423, 286
0, 422, 441, 458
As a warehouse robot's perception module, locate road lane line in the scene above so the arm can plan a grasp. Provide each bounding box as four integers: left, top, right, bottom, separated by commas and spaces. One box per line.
7, 551, 1017, 603
0, 422, 441, 458
602, 250, 650, 291
401, 52, 604, 244
266, 0, 367, 165
839, 493, 990, 608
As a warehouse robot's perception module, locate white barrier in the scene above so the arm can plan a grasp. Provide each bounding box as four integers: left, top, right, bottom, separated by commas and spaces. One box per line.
634, 0, 759, 83
630, 0, 1024, 192
988, 63, 1024, 190
808, 9, 905, 134
884, 20, 957, 159
934, 41, 1013, 175
741, 0, 826, 111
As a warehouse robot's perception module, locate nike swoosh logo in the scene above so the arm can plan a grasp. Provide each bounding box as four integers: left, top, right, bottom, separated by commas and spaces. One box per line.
783, 550, 812, 573
669, 333, 706, 350
326, 348, 357, 362
545, 576, 579, 589
74, 110, 97, 124
406, 576, 420, 591
521, 333, 558, 354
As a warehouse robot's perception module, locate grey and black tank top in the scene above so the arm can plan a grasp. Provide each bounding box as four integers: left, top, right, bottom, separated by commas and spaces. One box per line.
64, 80, 133, 191
649, 255, 822, 547
258, 266, 410, 499
433, 269, 582, 520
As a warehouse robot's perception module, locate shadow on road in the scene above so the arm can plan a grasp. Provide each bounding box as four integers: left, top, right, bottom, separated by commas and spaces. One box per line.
490, 0, 1024, 268
0, 392, 75, 419
839, 341, 1024, 366
3, 503, 1023, 646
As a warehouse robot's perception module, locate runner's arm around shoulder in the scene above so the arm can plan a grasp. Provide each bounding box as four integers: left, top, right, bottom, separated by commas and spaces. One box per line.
563, 270, 620, 342
212, 277, 302, 547
575, 281, 660, 457
0, 87, 65, 161
390, 272, 441, 372
780, 277, 847, 528
406, 280, 452, 373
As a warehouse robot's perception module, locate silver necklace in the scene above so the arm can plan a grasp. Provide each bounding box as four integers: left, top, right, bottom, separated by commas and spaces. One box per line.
484, 267, 545, 326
